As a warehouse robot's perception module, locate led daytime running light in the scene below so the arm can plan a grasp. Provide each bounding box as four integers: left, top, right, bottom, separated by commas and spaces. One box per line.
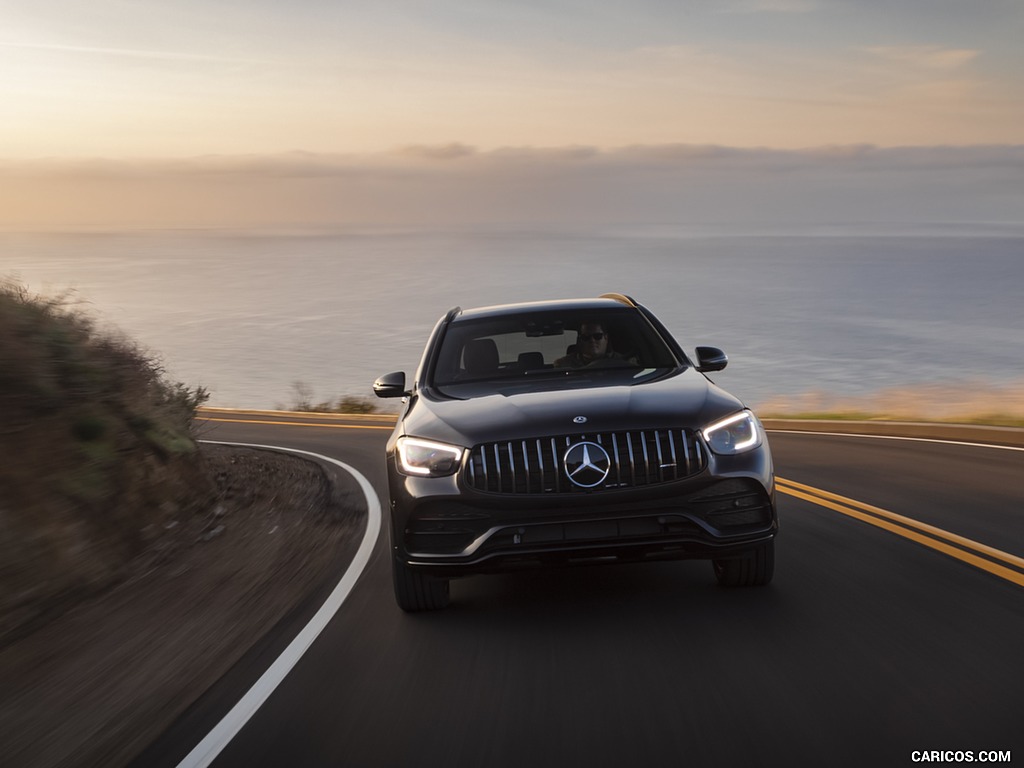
397, 437, 463, 476
702, 411, 760, 453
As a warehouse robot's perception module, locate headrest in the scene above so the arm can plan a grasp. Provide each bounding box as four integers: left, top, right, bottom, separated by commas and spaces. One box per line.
463, 338, 499, 373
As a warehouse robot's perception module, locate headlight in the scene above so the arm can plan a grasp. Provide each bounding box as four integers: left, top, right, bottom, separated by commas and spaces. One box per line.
702, 410, 762, 455
396, 436, 464, 476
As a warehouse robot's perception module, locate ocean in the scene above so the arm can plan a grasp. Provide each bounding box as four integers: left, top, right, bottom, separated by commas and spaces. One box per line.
3, 227, 1022, 414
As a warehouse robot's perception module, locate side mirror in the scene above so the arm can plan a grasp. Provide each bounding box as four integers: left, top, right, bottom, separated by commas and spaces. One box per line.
373, 371, 408, 398
694, 346, 728, 373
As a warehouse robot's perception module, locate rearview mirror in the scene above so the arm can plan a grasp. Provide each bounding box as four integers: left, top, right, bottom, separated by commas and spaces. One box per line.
373, 371, 408, 398
694, 347, 728, 373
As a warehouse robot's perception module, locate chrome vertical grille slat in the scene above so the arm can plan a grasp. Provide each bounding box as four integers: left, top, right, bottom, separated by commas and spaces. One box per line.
667, 430, 678, 479
611, 433, 622, 486
466, 428, 705, 494
535, 439, 545, 491
639, 431, 650, 484
551, 437, 560, 493
479, 445, 489, 491
493, 444, 502, 491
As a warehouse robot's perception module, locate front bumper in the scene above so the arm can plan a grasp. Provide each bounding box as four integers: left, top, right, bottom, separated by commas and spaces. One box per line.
388, 455, 777, 577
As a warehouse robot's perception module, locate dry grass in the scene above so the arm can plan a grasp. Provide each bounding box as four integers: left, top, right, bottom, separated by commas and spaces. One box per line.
756, 380, 1024, 427
283, 380, 380, 414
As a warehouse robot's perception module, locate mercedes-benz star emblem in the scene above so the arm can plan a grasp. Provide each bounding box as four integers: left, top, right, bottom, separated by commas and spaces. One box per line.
563, 441, 611, 488
573, 416, 587, 424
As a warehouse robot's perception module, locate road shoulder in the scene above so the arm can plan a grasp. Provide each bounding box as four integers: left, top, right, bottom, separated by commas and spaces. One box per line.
0, 444, 364, 768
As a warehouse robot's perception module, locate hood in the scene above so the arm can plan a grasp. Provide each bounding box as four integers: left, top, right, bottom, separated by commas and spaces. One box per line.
401, 368, 745, 447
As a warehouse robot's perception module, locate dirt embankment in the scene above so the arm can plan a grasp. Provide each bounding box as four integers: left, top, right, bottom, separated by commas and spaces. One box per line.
0, 444, 361, 768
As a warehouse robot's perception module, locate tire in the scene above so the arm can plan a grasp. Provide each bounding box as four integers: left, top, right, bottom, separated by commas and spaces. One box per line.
712, 539, 775, 587
392, 556, 450, 612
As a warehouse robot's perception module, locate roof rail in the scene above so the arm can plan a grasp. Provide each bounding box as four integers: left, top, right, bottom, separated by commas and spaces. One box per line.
599, 293, 637, 307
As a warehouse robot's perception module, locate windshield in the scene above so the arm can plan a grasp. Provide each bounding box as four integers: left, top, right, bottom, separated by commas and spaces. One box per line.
430, 307, 682, 392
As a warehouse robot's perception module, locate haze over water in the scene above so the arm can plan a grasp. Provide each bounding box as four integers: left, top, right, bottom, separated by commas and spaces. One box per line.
3, 226, 1022, 415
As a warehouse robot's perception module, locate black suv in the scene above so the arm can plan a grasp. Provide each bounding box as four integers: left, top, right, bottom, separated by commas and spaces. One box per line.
374, 294, 777, 611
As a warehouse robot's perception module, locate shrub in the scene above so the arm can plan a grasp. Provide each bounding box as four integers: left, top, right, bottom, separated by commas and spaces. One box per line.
0, 278, 212, 641
287, 381, 379, 414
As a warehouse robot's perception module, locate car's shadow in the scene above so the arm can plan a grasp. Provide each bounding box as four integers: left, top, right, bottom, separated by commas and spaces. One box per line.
429, 558, 793, 630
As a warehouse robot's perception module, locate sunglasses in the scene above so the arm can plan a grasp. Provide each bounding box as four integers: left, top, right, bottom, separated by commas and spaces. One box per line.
579, 332, 605, 342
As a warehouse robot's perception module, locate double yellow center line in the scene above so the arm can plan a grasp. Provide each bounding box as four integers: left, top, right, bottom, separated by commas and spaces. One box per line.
776, 477, 1024, 588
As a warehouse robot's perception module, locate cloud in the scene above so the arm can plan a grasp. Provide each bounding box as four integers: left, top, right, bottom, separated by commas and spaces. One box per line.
396, 143, 477, 161
6, 144, 1024, 178
862, 46, 980, 71
721, 0, 818, 13
0, 40, 263, 64
2, 144, 1022, 231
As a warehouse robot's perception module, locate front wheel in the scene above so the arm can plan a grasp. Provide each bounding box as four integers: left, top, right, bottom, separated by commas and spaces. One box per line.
392, 556, 450, 612
712, 539, 775, 587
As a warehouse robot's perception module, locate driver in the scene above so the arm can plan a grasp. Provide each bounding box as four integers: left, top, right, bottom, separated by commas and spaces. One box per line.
555, 321, 622, 368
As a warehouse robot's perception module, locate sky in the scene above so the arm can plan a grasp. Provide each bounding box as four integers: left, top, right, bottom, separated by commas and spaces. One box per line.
1, 0, 1022, 229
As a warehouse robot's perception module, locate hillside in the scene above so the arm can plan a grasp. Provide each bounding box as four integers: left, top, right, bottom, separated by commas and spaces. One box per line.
0, 280, 361, 767
0, 280, 221, 642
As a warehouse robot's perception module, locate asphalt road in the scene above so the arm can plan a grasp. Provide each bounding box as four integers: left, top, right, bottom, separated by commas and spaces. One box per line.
145, 413, 1024, 768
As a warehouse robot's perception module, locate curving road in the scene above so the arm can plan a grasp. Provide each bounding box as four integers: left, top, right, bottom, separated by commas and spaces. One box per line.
138, 413, 1024, 768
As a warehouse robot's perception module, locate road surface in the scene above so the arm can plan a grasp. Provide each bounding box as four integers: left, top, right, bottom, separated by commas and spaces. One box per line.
136, 412, 1023, 768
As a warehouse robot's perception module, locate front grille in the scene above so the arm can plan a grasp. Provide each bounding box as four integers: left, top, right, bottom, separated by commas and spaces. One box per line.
466, 429, 705, 494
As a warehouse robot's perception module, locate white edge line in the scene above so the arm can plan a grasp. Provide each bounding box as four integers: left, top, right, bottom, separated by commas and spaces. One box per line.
177, 441, 382, 768
766, 429, 1024, 452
